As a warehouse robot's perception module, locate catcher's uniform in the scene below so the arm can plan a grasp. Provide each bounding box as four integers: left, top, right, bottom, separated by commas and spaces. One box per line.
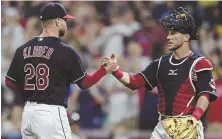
140, 52, 217, 139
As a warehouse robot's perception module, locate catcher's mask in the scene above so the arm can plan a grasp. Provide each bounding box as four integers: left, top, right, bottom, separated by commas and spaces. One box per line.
158, 7, 198, 40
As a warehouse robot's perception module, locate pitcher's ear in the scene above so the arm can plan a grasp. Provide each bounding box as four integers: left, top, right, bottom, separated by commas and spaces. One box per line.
55, 18, 59, 27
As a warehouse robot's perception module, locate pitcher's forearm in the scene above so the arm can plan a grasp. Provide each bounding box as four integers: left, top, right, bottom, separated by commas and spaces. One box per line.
77, 66, 107, 89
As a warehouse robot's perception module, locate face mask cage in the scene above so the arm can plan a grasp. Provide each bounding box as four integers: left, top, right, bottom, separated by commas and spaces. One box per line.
158, 7, 198, 40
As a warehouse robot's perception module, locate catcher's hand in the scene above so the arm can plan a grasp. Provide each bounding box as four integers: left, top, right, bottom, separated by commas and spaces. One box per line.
162, 116, 199, 139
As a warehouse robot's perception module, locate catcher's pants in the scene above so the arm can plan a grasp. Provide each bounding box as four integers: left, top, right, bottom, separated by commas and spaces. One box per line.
150, 116, 204, 139
21, 101, 72, 139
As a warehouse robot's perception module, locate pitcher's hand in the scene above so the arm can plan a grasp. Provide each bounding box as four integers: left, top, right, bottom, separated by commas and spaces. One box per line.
101, 54, 119, 73
100, 56, 110, 67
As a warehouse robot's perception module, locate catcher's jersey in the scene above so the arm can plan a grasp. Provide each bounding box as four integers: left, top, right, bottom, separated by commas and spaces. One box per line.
6, 36, 86, 107
140, 52, 217, 116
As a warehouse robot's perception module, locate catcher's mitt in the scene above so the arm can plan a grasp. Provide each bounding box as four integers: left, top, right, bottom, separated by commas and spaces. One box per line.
162, 117, 199, 139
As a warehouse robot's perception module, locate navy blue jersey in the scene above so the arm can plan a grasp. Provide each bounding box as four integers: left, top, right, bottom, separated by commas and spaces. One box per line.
139, 52, 217, 115
6, 37, 86, 107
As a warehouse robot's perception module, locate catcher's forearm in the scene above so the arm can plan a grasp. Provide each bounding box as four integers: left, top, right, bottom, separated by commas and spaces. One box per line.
112, 70, 145, 90
196, 93, 210, 112
192, 93, 210, 120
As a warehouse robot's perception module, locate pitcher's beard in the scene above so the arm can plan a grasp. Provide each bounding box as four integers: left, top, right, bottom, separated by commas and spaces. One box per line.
59, 30, 65, 37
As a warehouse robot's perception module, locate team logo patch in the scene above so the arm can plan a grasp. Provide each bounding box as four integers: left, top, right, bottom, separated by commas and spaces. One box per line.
209, 79, 216, 90
191, 70, 197, 81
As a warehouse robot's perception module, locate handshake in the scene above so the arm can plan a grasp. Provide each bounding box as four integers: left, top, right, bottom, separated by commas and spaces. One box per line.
101, 54, 119, 74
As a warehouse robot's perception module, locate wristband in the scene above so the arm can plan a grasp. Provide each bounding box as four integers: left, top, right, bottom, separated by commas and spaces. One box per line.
113, 70, 123, 79
192, 107, 204, 120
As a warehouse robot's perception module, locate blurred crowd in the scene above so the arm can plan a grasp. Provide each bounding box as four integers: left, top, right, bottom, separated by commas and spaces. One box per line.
1, 1, 222, 139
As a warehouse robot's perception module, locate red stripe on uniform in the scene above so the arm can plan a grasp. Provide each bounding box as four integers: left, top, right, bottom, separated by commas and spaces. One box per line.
5, 77, 16, 90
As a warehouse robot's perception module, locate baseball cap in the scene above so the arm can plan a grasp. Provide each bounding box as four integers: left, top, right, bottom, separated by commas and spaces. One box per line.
40, 2, 75, 20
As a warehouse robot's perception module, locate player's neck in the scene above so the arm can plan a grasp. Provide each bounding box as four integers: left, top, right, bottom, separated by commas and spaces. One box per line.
40, 28, 59, 38
173, 43, 192, 60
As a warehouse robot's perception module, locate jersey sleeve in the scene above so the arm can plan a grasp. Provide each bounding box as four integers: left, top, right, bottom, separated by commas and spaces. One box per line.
66, 49, 86, 83
6, 49, 19, 83
139, 59, 159, 90
193, 58, 217, 101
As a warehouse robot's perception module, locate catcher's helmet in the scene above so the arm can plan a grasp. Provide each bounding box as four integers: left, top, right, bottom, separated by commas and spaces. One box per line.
158, 7, 198, 40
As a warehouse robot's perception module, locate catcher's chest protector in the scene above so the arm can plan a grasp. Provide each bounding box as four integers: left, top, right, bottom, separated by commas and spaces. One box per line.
157, 53, 203, 116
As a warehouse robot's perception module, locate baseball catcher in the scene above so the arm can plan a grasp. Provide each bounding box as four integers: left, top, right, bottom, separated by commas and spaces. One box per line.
102, 7, 217, 139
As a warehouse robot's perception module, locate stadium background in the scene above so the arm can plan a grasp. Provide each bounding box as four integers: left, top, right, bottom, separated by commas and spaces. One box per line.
1, 1, 222, 139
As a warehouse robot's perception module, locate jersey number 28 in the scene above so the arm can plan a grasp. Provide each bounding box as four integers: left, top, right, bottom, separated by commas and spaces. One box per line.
24, 63, 49, 90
